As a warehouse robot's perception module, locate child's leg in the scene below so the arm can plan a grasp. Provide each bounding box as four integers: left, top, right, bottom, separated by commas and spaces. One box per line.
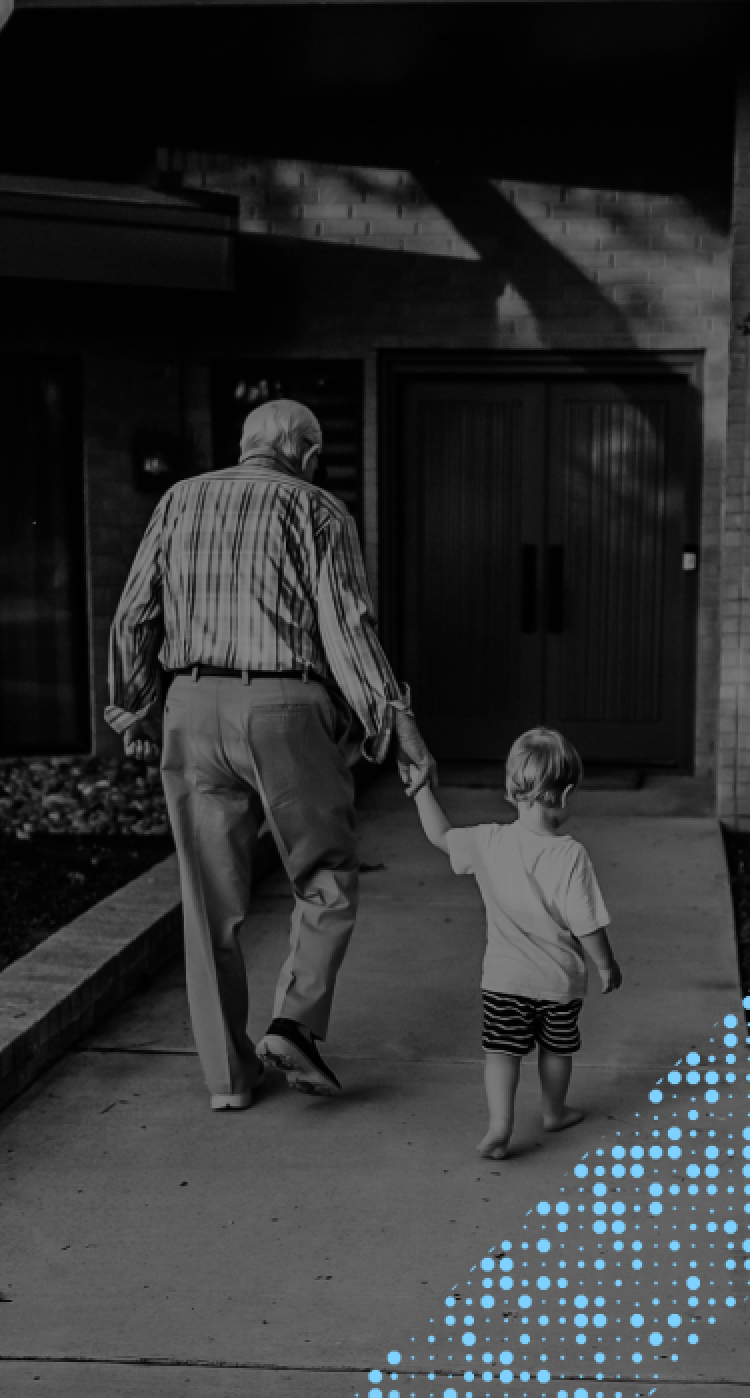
536, 998, 584, 1132
478, 1052, 521, 1159
538, 1047, 583, 1131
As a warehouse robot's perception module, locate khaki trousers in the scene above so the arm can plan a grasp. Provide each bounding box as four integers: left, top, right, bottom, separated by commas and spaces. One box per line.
161, 675, 359, 1097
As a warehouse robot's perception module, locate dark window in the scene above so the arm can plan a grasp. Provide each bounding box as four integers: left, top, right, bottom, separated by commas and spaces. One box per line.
0, 358, 89, 754
211, 361, 364, 535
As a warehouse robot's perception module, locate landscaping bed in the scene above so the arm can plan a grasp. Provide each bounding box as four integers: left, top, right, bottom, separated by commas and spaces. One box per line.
0, 756, 174, 973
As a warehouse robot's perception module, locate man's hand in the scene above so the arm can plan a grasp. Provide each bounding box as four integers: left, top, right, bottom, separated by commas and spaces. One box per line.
599, 959, 622, 995
124, 714, 162, 764
393, 709, 438, 797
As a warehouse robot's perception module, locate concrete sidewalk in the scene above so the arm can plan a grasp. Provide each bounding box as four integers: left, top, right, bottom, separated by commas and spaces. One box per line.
0, 774, 747, 1399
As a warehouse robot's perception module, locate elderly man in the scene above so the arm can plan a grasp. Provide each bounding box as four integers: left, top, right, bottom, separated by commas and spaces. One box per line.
106, 399, 435, 1108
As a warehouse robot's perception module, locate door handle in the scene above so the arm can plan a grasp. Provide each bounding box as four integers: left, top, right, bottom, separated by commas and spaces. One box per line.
521, 544, 537, 633
547, 545, 564, 634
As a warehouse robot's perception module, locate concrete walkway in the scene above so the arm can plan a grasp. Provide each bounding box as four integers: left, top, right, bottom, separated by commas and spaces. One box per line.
0, 773, 747, 1399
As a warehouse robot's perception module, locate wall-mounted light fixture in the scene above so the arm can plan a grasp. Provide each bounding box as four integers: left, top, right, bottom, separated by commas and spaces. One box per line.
132, 428, 182, 494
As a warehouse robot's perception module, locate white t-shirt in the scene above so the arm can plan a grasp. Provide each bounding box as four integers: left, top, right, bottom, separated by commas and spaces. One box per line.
446, 821, 610, 1002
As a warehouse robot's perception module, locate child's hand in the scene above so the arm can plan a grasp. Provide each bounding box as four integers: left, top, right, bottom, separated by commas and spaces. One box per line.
600, 959, 622, 995
408, 762, 436, 797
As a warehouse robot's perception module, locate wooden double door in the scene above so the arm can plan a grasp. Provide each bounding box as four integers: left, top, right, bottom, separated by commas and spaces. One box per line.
393, 372, 698, 766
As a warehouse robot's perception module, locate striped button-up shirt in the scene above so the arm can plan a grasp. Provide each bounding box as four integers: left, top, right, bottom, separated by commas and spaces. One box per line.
106, 460, 407, 761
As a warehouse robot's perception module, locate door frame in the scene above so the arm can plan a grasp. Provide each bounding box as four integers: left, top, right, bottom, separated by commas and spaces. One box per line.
378, 349, 703, 771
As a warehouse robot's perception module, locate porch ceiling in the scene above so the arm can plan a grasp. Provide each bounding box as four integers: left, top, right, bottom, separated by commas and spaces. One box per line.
0, 4, 745, 194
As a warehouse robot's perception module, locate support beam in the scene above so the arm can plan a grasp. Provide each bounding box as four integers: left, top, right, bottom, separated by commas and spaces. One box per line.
720, 68, 750, 821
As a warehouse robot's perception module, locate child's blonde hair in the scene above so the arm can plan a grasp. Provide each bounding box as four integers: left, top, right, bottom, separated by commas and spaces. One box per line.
506, 727, 583, 808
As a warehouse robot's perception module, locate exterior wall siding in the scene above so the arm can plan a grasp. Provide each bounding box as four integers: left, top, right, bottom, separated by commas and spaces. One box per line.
720, 76, 750, 820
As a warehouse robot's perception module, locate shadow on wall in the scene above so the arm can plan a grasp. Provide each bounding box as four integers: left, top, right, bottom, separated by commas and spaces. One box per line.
229, 164, 709, 446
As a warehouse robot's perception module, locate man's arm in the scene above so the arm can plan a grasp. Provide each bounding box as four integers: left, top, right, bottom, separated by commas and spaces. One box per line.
316, 512, 436, 792
105, 503, 165, 760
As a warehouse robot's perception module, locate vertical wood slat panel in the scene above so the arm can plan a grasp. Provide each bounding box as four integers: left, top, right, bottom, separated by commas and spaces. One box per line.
401, 382, 546, 758
393, 369, 692, 766
411, 394, 520, 718
559, 396, 668, 724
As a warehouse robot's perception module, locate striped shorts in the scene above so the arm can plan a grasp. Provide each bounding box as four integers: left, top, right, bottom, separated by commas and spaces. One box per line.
482, 991, 582, 1057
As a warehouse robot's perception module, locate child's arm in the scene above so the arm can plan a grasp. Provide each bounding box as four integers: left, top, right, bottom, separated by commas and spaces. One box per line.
579, 928, 622, 994
412, 772, 452, 854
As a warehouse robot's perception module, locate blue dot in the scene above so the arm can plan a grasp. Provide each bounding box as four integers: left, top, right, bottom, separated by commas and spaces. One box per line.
481, 1295, 494, 1309
649, 1332, 663, 1346
668, 1313, 682, 1326
538, 1370, 551, 1383
369, 1372, 383, 1383
556, 1202, 570, 1215
725, 1221, 738, 1234
537, 1275, 551, 1289
537, 1238, 551, 1252
481, 1257, 494, 1271
632, 1352, 642, 1363
482, 1353, 492, 1363
687, 1052, 700, 1066
538, 1201, 551, 1214
368, 1390, 382, 1398
500, 1370, 513, 1384
387, 1352, 401, 1365
725, 1015, 738, 1028
688, 1333, 699, 1344
650, 1090, 662, 1103
727, 1296, 737, 1307
462, 1332, 475, 1346
443, 1390, 457, 1398
518, 1294, 532, 1308
574, 1165, 588, 1177
630, 1313, 644, 1327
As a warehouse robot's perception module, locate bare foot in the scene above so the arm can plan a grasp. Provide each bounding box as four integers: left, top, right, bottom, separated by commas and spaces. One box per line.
543, 1106, 584, 1132
477, 1128, 511, 1159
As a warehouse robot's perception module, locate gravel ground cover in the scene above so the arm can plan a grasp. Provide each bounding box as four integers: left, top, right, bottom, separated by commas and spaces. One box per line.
0, 756, 174, 973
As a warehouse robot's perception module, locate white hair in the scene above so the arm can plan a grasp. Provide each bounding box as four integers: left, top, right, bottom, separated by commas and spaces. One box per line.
239, 399, 322, 470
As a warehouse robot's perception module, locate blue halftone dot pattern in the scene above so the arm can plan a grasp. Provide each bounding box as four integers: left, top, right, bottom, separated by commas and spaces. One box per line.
363, 1010, 750, 1398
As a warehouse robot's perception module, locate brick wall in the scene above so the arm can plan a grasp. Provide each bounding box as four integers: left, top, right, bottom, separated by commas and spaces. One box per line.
0, 143, 733, 785
719, 75, 750, 820
175, 151, 730, 782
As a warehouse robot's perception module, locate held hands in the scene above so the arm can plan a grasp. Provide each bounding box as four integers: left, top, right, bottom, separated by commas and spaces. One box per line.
393, 709, 438, 797
599, 959, 622, 995
123, 713, 162, 765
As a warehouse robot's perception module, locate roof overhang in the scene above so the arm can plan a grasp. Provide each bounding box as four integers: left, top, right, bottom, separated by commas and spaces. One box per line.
0, 176, 236, 289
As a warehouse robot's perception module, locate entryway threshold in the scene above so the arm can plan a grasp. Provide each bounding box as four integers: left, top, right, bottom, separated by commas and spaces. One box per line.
435, 765, 715, 816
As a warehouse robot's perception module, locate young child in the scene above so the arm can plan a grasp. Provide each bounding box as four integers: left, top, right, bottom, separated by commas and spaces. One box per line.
411, 727, 621, 1159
